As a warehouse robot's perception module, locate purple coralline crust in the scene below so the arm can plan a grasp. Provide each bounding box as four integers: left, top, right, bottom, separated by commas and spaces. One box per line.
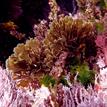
0, 67, 51, 107
0, 66, 107, 107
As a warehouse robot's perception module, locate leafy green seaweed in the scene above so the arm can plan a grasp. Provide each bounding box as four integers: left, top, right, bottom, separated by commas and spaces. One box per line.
99, 0, 107, 9
70, 63, 95, 87
96, 22, 104, 33
41, 75, 56, 87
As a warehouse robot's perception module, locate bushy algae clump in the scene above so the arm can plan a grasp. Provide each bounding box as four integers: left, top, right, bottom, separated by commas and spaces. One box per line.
6, 15, 97, 89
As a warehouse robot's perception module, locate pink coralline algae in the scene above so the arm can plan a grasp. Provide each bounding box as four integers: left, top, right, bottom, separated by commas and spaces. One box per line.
0, 67, 51, 107
1, 62, 107, 107
56, 83, 107, 107
96, 35, 107, 65
0, 67, 17, 107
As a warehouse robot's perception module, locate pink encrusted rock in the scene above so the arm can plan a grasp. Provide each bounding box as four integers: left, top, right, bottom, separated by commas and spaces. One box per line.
96, 35, 107, 65
0, 67, 17, 107
0, 67, 51, 107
